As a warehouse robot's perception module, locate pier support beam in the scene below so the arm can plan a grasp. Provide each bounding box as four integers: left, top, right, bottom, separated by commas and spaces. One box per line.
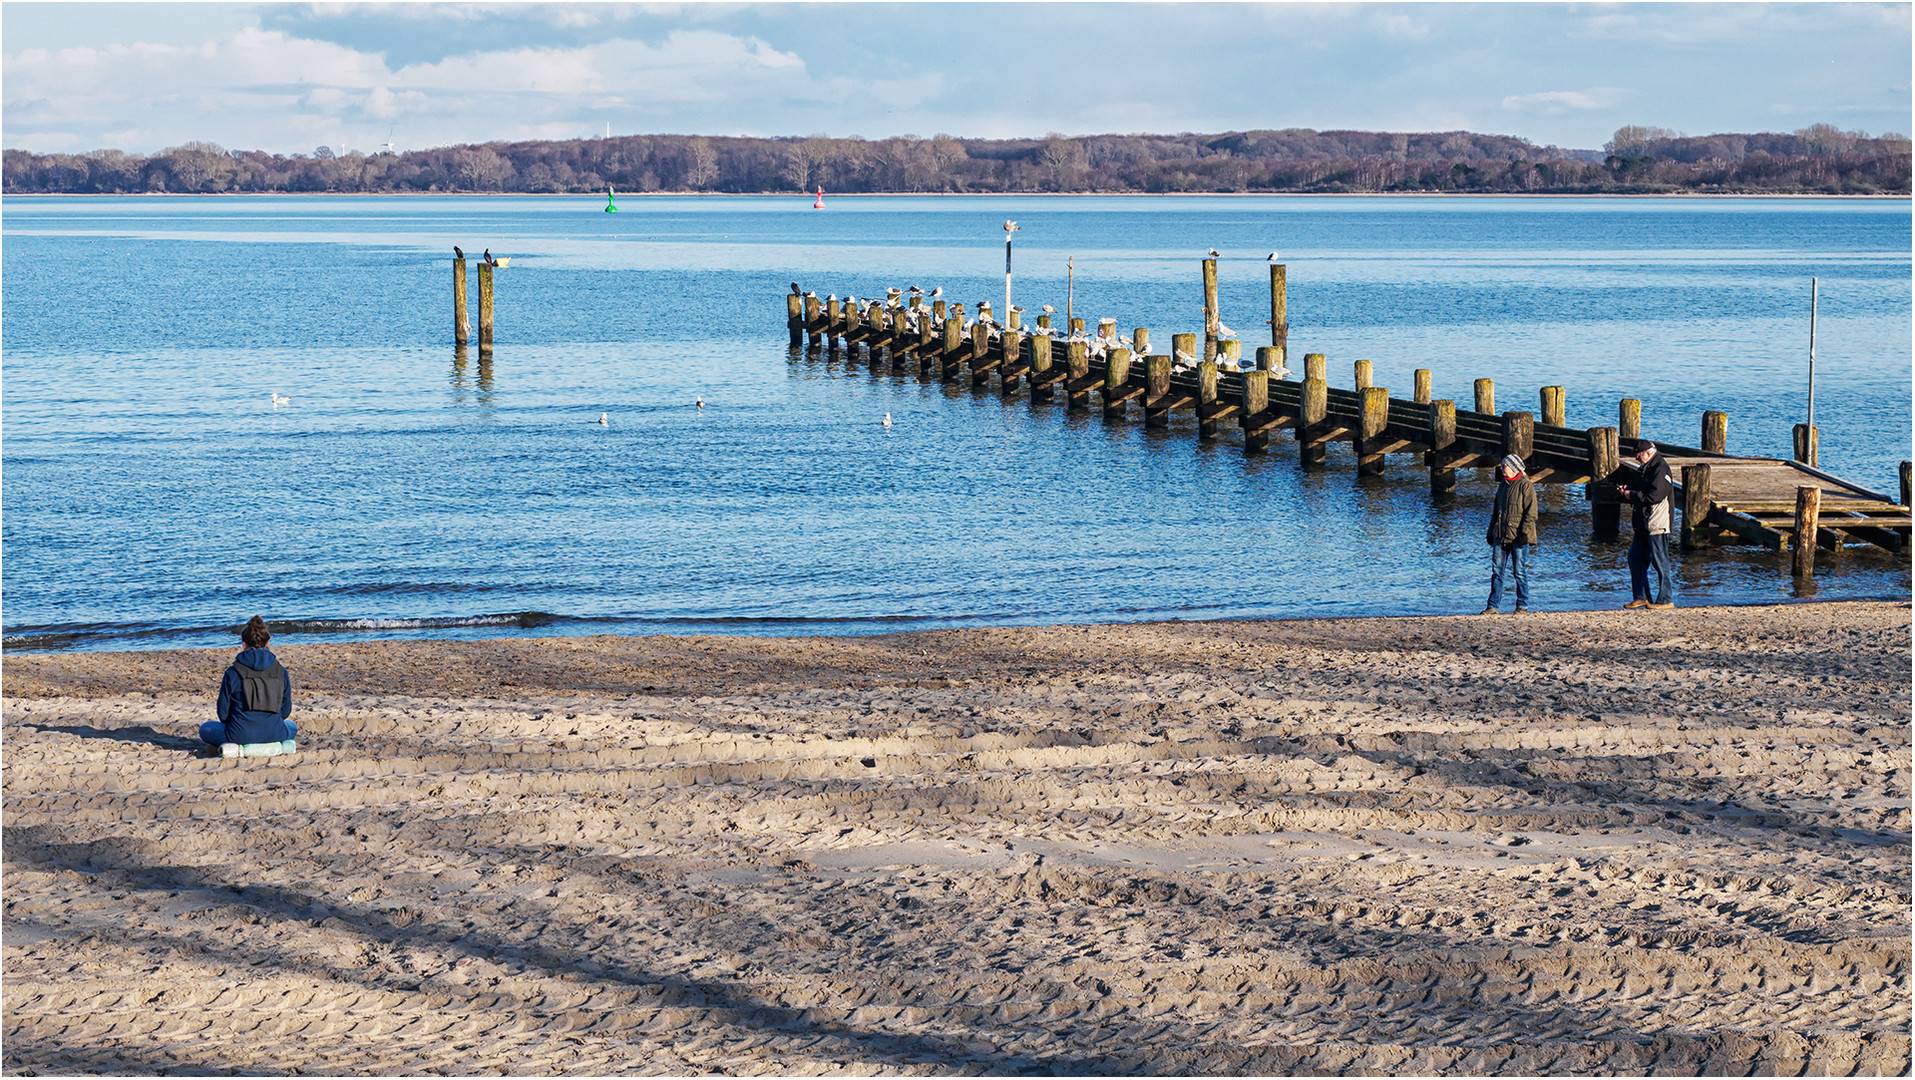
941, 307, 964, 381
1242, 370, 1270, 452
1029, 335, 1055, 403
477, 262, 495, 356
1065, 341, 1091, 410
786, 292, 802, 348
1413, 369, 1431, 405
1588, 427, 1621, 541
1102, 348, 1133, 420
1202, 257, 1220, 361
1503, 411, 1533, 462
1357, 387, 1389, 475
1792, 485, 1821, 578
1428, 400, 1457, 496
1197, 360, 1220, 440
1354, 359, 1373, 391
1300, 378, 1328, 468
1268, 262, 1288, 373
1144, 355, 1172, 429
1681, 464, 1715, 550
804, 294, 822, 352
453, 256, 470, 346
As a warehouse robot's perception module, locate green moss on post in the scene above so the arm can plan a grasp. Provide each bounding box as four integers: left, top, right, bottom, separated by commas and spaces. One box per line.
1102, 347, 1132, 421
1145, 354, 1172, 429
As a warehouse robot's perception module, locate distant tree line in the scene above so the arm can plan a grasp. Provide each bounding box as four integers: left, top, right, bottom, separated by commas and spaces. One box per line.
5, 125, 1907, 196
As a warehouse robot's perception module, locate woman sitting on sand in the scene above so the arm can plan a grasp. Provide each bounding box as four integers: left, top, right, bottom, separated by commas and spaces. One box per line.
202, 616, 296, 754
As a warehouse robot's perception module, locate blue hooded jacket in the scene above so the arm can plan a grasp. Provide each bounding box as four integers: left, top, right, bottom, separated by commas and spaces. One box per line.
216, 647, 293, 744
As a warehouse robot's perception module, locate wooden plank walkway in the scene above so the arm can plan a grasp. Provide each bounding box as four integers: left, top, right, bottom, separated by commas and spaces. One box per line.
785, 276, 1911, 577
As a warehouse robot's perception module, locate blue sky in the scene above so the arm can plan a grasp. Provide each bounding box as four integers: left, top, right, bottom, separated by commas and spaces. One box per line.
4, 2, 1909, 156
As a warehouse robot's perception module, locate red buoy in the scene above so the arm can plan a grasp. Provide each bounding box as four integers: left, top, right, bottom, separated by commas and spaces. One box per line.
813, 186, 825, 209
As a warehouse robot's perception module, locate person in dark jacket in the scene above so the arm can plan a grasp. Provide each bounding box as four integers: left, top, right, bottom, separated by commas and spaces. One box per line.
1615, 441, 1676, 609
202, 616, 296, 753
1482, 454, 1538, 615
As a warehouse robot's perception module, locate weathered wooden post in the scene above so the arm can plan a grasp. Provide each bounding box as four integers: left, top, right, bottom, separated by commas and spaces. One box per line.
1268, 261, 1288, 372
1503, 411, 1533, 462
999, 328, 1023, 395
1029, 334, 1054, 403
1792, 485, 1821, 578
1241, 370, 1271, 452
1429, 401, 1458, 495
1792, 424, 1819, 467
1357, 387, 1390, 475
1036, 311, 1051, 331
1069, 316, 1085, 336
824, 297, 842, 353
453, 254, 470, 346
1007, 306, 1021, 330
1540, 386, 1566, 429
1902, 461, 1912, 509
1473, 378, 1494, 416
1304, 352, 1327, 384
1066, 340, 1091, 410
1300, 377, 1328, 468
1255, 346, 1282, 373
933, 298, 947, 320
804, 294, 823, 350
1102, 347, 1133, 420
1619, 399, 1642, 442
1681, 463, 1714, 550
1413, 369, 1432, 405
1219, 339, 1243, 370
1702, 411, 1728, 455
1144, 355, 1172, 429
477, 261, 495, 355
941, 306, 964, 381
1354, 360, 1373, 391
916, 312, 936, 372
970, 321, 992, 386
786, 292, 803, 348
1197, 361, 1220, 440
1133, 328, 1151, 358
1588, 426, 1621, 540
1202, 257, 1220, 361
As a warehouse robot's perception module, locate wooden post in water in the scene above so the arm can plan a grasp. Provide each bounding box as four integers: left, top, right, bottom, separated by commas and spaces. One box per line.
1304, 352, 1327, 384
1202, 257, 1220, 361
1036, 311, 1052, 331
1619, 399, 1641, 442
1428, 401, 1458, 495
1354, 360, 1373, 391
1681, 463, 1714, 550
1103, 347, 1133, 421
1144, 355, 1172, 429
1242, 370, 1271, 452
1219, 339, 1242, 371
1069, 317, 1085, 336
1066, 341, 1091, 410
1029, 335, 1054, 403
917, 312, 936, 372
786, 293, 803, 348
1792, 424, 1819, 467
1357, 387, 1389, 476
1198, 361, 1221, 440
1133, 328, 1150, 358
824, 297, 842, 353
1413, 369, 1431, 405
1540, 386, 1566, 429
1300, 378, 1328, 468
1588, 427, 1621, 540
1255, 346, 1282, 373
941, 307, 964, 381
1702, 411, 1728, 455
453, 255, 470, 346
933, 299, 947, 320
1007, 307, 1021, 331
803, 294, 822, 350
1268, 262, 1288, 372
1792, 485, 1821, 578
1473, 378, 1494, 416
1903, 461, 1912, 509
477, 262, 495, 355
1503, 411, 1533, 462
1000, 329, 1023, 396
970, 322, 991, 387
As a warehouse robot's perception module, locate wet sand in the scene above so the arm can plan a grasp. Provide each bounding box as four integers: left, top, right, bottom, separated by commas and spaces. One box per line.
3, 601, 1909, 1075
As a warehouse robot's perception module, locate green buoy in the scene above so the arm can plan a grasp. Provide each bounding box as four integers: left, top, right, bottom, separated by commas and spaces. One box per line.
605, 185, 617, 213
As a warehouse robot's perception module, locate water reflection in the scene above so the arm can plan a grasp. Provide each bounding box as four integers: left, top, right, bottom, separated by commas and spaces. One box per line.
449, 346, 495, 406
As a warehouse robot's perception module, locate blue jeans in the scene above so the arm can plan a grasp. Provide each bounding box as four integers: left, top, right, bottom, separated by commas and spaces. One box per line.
1628, 532, 1674, 603
201, 720, 297, 747
1488, 543, 1529, 610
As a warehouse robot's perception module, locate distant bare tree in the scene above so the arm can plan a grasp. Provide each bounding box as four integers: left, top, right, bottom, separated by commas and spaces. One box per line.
686, 138, 718, 188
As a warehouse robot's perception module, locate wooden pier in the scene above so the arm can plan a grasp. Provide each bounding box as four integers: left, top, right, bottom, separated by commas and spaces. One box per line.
784, 267, 1910, 580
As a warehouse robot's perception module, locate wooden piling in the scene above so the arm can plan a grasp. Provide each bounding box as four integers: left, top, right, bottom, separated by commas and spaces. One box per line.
1903, 461, 1911, 510
917, 311, 936, 370
1198, 361, 1221, 440
785, 292, 803, 348
1619, 399, 1641, 442
824, 297, 842, 352
1066, 341, 1091, 410
941, 310, 963, 381
1144, 355, 1172, 429
1101, 347, 1132, 419
477, 262, 495, 355
1428, 401, 1458, 495
1792, 485, 1821, 578
1358, 387, 1390, 475
1007, 307, 1021, 331
1070, 317, 1085, 336
1255, 347, 1282, 372
1242, 370, 1271, 452
1354, 360, 1373, 391
1133, 328, 1150, 357
1540, 386, 1566, 429
1681, 464, 1714, 550
1202, 257, 1220, 361
1219, 339, 1242, 370
453, 256, 470, 346
933, 299, 947, 320
1503, 411, 1533, 461
970, 321, 992, 387
1588, 426, 1621, 540
1268, 262, 1288, 371
1792, 424, 1819, 467
803, 294, 822, 349
1000, 329, 1023, 396
1304, 352, 1327, 384
1029, 334, 1055, 402
1413, 369, 1431, 405
1300, 379, 1328, 468
1474, 378, 1494, 416
1702, 411, 1728, 455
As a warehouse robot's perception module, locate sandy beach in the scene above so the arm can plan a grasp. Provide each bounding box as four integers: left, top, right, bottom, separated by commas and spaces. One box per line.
3, 601, 1908, 1075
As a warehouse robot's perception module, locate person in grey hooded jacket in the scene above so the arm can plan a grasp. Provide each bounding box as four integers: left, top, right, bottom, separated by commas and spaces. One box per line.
202, 616, 296, 750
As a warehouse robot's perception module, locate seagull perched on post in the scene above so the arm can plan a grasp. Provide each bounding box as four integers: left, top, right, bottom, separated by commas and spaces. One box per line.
453, 245, 464, 259
1208, 248, 1221, 258
1267, 251, 1280, 262
929, 286, 943, 299
1041, 304, 1055, 314
790, 282, 801, 295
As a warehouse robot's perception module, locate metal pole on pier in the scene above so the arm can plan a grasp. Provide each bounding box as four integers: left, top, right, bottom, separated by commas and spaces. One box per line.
1807, 276, 1818, 437
1066, 257, 1074, 325
1003, 220, 1019, 319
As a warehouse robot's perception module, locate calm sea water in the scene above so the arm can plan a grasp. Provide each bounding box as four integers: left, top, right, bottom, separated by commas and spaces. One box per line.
3, 195, 1909, 653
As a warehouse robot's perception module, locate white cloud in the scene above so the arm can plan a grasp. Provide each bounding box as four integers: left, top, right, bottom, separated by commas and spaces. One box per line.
1501, 88, 1630, 115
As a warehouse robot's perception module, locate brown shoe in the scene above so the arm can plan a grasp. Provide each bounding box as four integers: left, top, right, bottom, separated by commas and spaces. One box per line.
1623, 599, 1649, 609
1648, 601, 1675, 610
1479, 606, 1498, 616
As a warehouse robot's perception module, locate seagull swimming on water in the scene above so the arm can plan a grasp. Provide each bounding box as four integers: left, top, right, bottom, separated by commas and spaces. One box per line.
882, 413, 892, 428
270, 393, 290, 408
598, 413, 608, 425
696, 397, 705, 409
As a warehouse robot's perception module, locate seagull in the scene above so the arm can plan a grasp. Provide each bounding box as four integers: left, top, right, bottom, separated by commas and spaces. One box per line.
826, 294, 837, 303
1041, 304, 1055, 314
803, 290, 817, 299
929, 286, 943, 299
791, 283, 801, 295
598, 413, 608, 425
908, 285, 923, 296
695, 397, 705, 409
453, 245, 464, 259
270, 393, 290, 408
881, 413, 892, 428
1217, 322, 1236, 338
1267, 251, 1280, 262
1208, 248, 1221, 258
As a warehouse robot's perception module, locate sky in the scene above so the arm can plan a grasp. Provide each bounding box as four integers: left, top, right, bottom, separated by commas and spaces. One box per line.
3, 2, 1909, 157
